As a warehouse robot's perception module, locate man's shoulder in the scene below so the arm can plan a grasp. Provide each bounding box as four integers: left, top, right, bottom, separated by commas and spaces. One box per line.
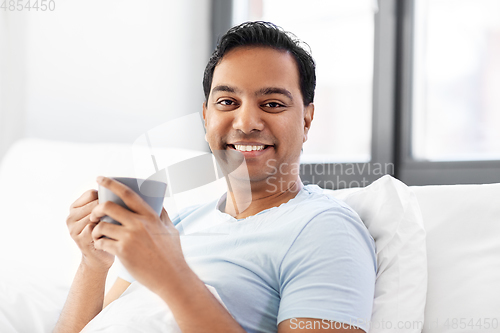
299, 185, 376, 257
296, 185, 371, 241
299, 184, 358, 216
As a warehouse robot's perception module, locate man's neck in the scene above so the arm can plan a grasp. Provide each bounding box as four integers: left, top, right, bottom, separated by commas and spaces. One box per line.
222, 176, 303, 219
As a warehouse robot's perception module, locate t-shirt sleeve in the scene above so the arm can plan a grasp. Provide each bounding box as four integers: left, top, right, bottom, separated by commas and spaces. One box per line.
278, 206, 376, 332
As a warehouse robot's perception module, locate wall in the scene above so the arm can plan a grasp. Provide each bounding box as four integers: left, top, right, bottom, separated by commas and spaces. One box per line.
0, 0, 211, 162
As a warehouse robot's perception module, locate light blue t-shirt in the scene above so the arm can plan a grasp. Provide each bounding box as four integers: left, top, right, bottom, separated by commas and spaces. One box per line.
118, 184, 377, 333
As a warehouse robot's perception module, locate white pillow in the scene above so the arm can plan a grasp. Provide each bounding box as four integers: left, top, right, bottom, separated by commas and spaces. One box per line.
413, 183, 500, 333
328, 175, 427, 333
81, 282, 225, 332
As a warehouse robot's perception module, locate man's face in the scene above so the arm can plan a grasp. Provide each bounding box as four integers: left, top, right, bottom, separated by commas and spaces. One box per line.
203, 46, 314, 184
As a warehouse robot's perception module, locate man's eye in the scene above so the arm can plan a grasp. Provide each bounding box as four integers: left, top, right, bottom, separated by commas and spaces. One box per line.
217, 100, 235, 106
264, 102, 284, 108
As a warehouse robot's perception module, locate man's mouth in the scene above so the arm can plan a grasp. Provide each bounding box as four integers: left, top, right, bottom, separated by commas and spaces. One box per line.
227, 144, 273, 152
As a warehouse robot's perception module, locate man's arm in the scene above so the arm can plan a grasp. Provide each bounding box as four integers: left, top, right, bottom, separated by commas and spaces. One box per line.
150, 260, 246, 332
53, 261, 108, 333
54, 189, 117, 332
54, 274, 130, 333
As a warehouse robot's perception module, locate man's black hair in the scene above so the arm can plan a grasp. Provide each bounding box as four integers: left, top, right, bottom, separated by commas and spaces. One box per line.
203, 21, 316, 106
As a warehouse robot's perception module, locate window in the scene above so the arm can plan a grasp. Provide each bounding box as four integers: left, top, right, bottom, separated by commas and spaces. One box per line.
412, 0, 500, 161
212, 0, 500, 187
399, 0, 500, 185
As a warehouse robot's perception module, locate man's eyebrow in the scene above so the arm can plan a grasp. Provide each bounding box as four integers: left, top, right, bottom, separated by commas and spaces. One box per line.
211, 85, 240, 94
257, 87, 293, 101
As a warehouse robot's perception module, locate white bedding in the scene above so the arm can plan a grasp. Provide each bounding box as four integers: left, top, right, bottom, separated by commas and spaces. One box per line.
0, 262, 69, 333
82, 283, 224, 333
0, 260, 223, 333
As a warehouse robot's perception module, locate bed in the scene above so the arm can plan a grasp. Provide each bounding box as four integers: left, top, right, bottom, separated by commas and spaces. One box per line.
1, 138, 499, 332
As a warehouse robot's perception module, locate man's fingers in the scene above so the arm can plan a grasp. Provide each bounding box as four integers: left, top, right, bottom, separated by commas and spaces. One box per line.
94, 236, 119, 255
71, 189, 98, 209
80, 222, 96, 237
90, 201, 137, 226
91, 219, 124, 241
97, 177, 156, 216
69, 200, 99, 224
72, 216, 97, 238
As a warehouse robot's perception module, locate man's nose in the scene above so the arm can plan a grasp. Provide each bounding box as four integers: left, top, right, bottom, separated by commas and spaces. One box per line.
232, 103, 264, 134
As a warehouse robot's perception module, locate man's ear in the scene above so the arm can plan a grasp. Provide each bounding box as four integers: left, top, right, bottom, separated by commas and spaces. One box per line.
202, 102, 209, 142
202, 102, 208, 128
303, 103, 314, 143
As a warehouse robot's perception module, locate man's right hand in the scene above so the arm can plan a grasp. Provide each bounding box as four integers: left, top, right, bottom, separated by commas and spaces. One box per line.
66, 189, 114, 272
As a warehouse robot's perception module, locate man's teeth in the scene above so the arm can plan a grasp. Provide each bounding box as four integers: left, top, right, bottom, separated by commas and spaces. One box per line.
233, 144, 266, 152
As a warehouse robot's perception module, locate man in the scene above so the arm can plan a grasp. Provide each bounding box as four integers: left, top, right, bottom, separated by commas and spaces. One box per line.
55, 22, 376, 332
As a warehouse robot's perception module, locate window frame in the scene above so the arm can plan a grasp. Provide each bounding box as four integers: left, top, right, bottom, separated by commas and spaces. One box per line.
397, 0, 500, 185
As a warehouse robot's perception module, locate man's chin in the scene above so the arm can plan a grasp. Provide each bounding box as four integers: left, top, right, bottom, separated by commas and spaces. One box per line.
226, 168, 277, 187
226, 169, 261, 182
